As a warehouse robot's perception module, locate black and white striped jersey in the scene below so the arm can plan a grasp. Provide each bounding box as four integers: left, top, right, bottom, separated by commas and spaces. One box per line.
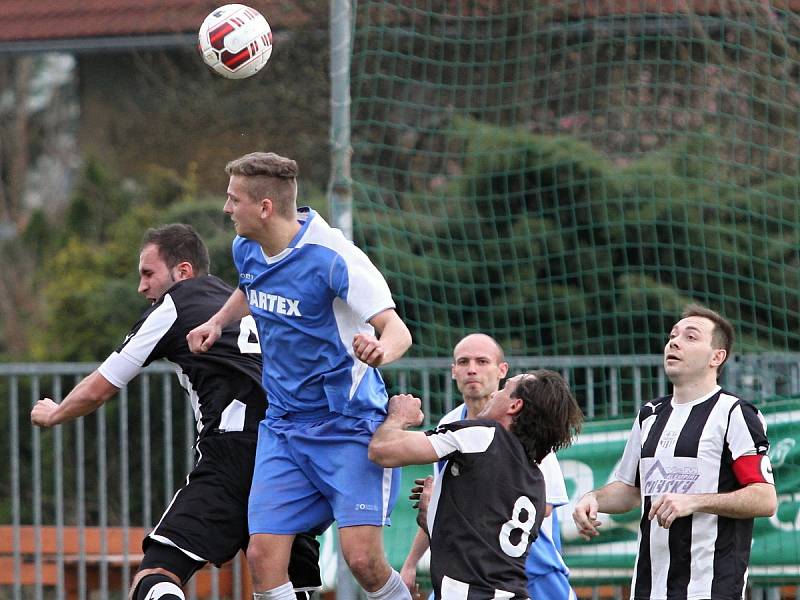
98, 275, 267, 437
615, 386, 773, 600
425, 419, 545, 600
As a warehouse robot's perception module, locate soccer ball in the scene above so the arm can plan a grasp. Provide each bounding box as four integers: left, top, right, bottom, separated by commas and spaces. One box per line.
198, 4, 273, 79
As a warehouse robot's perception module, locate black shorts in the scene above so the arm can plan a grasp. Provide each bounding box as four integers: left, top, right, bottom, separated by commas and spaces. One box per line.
143, 432, 321, 588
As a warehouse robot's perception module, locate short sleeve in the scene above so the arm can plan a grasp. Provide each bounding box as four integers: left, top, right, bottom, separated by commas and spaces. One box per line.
727, 401, 769, 460
98, 352, 141, 388
99, 295, 178, 386
330, 248, 395, 324
538, 452, 569, 506
614, 417, 642, 487
232, 236, 248, 290
728, 401, 773, 486
426, 421, 496, 459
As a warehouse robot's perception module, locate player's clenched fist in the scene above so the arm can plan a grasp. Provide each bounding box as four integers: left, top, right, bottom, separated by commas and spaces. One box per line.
387, 394, 424, 428
187, 322, 222, 353
31, 398, 59, 428
352, 332, 385, 367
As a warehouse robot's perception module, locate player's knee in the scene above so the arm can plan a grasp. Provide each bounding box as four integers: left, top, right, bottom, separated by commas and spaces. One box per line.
247, 537, 293, 586
344, 549, 388, 587
133, 573, 185, 600
247, 543, 274, 570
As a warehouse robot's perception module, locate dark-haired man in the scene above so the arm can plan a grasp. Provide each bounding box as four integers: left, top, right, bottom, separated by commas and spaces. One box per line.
369, 370, 583, 600
188, 152, 413, 600
32, 224, 320, 600
573, 304, 777, 600
400, 333, 576, 600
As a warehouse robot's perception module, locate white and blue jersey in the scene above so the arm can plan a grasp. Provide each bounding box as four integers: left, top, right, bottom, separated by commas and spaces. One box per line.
233, 207, 396, 421
241, 207, 403, 534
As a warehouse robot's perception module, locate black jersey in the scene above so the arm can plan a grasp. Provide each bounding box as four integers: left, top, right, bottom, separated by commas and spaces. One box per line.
425, 419, 545, 600
98, 275, 266, 437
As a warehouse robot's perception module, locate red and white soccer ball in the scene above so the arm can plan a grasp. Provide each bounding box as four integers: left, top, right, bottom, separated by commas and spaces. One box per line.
198, 4, 273, 79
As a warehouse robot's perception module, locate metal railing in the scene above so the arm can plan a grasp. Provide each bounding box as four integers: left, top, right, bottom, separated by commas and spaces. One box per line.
2, 354, 799, 599
387, 352, 800, 425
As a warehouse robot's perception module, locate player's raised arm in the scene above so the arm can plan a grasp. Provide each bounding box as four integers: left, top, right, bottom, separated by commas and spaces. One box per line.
368, 394, 436, 467
31, 370, 119, 428
353, 308, 412, 368
187, 287, 250, 353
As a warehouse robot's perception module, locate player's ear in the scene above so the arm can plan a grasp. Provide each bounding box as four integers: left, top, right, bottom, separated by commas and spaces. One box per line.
175, 261, 194, 280
508, 397, 524, 416
710, 348, 726, 369
260, 197, 273, 218
498, 361, 509, 378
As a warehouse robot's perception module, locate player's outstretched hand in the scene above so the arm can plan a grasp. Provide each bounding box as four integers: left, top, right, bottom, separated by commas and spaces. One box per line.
352, 333, 385, 367
573, 491, 603, 540
387, 394, 424, 428
187, 322, 221, 353
31, 398, 58, 428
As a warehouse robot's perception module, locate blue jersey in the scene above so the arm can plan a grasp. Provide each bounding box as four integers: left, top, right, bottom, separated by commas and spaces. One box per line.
233, 207, 396, 421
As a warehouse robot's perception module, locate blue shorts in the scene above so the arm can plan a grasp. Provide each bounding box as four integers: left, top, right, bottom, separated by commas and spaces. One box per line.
248, 413, 401, 535
527, 569, 575, 600
526, 513, 574, 600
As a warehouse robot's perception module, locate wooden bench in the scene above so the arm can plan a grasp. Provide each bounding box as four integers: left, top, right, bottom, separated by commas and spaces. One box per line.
0, 525, 250, 598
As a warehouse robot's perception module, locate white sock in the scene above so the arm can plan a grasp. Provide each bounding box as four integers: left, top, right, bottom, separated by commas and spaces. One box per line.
253, 582, 296, 600
365, 569, 412, 600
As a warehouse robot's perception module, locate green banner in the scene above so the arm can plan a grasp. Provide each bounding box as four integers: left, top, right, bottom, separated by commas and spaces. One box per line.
557, 399, 800, 583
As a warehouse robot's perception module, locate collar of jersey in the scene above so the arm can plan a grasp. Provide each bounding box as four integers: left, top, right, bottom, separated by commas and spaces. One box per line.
260, 206, 315, 264
670, 384, 721, 408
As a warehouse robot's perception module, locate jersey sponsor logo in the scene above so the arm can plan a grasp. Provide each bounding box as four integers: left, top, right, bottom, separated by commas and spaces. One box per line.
450, 462, 460, 476
354, 502, 378, 512
641, 457, 700, 495
247, 289, 302, 316
240, 272, 255, 280
658, 430, 679, 449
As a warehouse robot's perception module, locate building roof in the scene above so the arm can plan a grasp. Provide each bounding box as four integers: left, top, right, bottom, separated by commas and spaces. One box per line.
0, 1, 316, 52
1, 0, 798, 53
